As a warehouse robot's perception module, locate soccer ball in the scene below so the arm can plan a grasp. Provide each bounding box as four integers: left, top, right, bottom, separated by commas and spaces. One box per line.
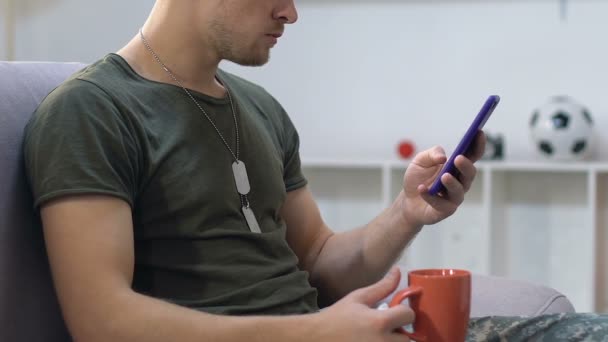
529, 96, 594, 161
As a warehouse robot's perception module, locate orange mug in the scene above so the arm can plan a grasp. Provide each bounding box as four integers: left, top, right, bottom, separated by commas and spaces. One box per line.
389, 269, 471, 342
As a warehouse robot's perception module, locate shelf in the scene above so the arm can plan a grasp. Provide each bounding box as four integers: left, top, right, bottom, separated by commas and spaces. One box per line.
483, 161, 608, 173
303, 158, 608, 172
302, 167, 385, 233
596, 174, 608, 313
302, 158, 401, 169
301, 158, 607, 313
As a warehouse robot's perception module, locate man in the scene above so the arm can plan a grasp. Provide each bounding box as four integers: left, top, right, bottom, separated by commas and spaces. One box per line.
23, 0, 608, 341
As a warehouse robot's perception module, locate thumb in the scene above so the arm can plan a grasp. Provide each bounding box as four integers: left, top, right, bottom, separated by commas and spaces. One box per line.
351, 267, 401, 306
412, 146, 447, 169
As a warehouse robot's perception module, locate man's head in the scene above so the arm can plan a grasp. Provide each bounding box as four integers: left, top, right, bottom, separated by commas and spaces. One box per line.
156, 0, 298, 67
209, 0, 298, 66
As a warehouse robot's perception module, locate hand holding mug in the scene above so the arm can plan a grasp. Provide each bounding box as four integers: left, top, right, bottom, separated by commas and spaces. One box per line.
389, 269, 471, 342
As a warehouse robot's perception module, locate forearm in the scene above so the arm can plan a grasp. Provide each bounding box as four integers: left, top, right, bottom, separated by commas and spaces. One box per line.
361, 190, 423, 273
311, 190, 421, 304
68, 288, 319, 342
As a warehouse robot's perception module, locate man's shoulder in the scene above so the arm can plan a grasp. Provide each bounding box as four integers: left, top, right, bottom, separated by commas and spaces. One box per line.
29, 55, 133, 132
74, 54, 133, 92
44, 54, 126, 103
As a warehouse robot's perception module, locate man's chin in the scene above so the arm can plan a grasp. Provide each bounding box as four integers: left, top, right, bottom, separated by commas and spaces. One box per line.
230, 52, 271, 67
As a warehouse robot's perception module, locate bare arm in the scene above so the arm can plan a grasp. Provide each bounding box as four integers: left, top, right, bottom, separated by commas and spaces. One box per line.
41, 195, 316, 342
284, 134, 486, 305
42, 195, 413, 342
283, 187, 412, 306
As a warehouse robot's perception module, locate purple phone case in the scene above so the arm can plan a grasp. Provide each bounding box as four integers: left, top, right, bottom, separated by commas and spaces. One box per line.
428, 95, 500, 196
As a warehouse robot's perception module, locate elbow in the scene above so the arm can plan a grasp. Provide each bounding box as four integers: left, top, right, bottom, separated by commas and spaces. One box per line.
62, 291, 135, 342
66, 317, 110, 342
66, 311, 124, 342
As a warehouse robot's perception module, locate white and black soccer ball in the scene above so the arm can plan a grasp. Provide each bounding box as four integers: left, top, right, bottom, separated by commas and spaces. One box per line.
530, 96, 594, 161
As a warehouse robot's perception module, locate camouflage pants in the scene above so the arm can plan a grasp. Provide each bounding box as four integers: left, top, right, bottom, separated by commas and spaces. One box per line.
467, 313, 608, 341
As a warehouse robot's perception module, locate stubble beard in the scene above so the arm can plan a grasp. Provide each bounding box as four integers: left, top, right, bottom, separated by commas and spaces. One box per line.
210, 21, 270, 67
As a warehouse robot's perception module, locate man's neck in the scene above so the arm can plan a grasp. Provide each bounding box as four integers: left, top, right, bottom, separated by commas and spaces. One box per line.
117, 17, 226, 98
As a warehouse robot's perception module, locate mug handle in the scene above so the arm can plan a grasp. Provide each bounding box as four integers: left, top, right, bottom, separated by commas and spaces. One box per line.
389, 285, 426, 341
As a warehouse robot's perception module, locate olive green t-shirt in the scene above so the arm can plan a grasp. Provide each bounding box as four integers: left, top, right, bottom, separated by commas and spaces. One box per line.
23, 54, 319, 315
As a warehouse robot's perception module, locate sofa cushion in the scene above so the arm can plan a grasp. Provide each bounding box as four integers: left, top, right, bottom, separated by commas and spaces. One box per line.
0, 61, 86, 342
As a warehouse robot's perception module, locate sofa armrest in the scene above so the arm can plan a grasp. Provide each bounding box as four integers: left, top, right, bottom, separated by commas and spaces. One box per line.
469, 274, 575, 317
377, 269, 576, 318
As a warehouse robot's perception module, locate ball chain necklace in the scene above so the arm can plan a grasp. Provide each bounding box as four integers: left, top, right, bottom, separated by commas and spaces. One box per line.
139, 29, 261, 233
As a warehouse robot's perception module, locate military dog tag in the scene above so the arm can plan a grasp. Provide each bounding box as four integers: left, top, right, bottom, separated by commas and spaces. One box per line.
232, 161, 260, 233
232, 161, 251, 195
242, 206, 262, 233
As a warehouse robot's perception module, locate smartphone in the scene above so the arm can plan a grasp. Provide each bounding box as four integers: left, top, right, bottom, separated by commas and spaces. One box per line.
428, 95, 501, 196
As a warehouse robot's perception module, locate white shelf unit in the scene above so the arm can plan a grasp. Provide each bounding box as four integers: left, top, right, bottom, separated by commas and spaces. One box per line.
302, 159, 608, 313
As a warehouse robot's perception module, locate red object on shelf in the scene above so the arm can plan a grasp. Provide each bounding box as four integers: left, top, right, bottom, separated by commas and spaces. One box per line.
398, 141, 416, 159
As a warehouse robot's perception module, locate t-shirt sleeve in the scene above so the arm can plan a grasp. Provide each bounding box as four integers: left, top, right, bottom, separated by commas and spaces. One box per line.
23, 79, 140, 209
276, 105, 307, 192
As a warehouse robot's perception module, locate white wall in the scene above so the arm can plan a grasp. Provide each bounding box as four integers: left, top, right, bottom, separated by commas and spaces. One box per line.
8, 0, 608, 162
13, 0, 152, 63
0, 21, 5, 60
223, 0, 608, 162
0, 0, 10, 60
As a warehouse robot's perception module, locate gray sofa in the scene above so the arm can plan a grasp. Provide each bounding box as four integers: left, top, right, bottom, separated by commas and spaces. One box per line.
0, 61, 575, 341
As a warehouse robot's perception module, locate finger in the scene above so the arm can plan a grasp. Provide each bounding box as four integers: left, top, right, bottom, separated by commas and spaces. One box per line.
417, 183, 446, 205
382, 305, 416, 330
350, 267, 401, 306
439, 172, 465, 204
417, 180, 460, 214
411, 146, 447, 169
388, 333, 412, 342
465, 131, 486, 162
454, 155, 477, 192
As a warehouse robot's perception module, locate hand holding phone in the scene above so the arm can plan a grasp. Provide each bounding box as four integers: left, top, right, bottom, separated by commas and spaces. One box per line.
428, 95, 500, 196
